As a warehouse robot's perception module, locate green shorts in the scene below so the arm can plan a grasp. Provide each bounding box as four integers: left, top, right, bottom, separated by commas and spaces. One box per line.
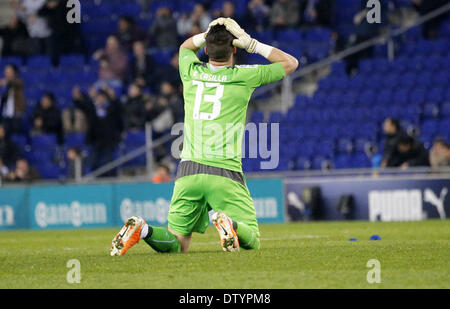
168, 161, 259, 237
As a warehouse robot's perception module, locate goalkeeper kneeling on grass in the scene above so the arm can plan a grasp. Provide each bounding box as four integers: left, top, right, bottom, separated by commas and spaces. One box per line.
110, 18, 298, 255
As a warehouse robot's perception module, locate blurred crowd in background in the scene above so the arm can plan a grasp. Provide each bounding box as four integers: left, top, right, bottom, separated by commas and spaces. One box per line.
0, 0, 449, 183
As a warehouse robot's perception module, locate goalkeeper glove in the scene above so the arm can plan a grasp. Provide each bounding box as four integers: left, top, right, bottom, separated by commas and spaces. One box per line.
224, 18, 273, 58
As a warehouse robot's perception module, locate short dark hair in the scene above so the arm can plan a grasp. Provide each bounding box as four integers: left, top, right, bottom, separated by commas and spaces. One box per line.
5, 63, 18, 74
157, 164, 170, 174
387, 118, 401, 131
205, 25, 235, 62
398, 135, 414, 146
434, 137, 450, 149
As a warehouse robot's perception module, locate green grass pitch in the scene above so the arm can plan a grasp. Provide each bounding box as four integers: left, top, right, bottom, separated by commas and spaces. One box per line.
0, 220, 449, 289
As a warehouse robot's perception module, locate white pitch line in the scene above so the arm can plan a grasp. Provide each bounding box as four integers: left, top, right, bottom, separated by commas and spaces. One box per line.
194, 234, 326, 246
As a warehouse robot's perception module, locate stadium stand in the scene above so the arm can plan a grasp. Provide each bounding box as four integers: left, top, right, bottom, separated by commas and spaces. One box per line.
0, 0, 449, 180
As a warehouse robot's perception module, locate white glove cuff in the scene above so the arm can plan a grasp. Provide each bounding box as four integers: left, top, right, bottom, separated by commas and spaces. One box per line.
193, 33, 206, 48
255, 41, 274, 59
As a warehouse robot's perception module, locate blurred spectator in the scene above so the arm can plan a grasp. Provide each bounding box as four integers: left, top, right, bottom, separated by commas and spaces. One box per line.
188, 21, 203, 38
380, 118, 405, 168
0, 64, 26, 135
129, 40, 155, 87
177, 4, 212, 37
62, 86, 88, 134
115, 16, 147, 51
152, 164, 171, 183
245, 0, 271, 32
0, 158, 9, 178
153, 52, 181, 93
31, 92, 63, 143
156, 81, 182, 123
300, 0, 334, 27
93, 35, 128, 91
411, 0, 448, 39
345, 1, 384, 74
429, 138, 450, 168
123, 83, 150, 131
37, 0, 84, 65
213, 1, 247, 28
0, 14, 29, 56
0, 124, 19, 167
149, 7, 178, 49
214, 1, 239, 20
13, 0, 53, 55
66, 146, 84, 179
271, 0, 300, 28
386, 135, 429, 168
84, 88, 123, 177
5, 158, 40, 183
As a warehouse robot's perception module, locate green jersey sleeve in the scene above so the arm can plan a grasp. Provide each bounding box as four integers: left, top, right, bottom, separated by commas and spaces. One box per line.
179, 48, 202, 82
237, 62, 286, 88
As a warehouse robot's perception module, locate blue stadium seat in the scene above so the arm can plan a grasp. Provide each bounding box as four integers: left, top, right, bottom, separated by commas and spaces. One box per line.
415, 72, 435, 88
66, 133, 86, 148
334, 154, 352, 169
409, 87, 426, 105
337, 138, 353, 154
351, 154, 370, 168
348, 75, 366, 90
427, 87, 444, 103
359, 89, 376, 106
311, 156, 328, 170
441, 103, 450, 117
251, 30, 274, 43
295, 156, 311, 170
0, 56, 23, 68
275, 159, 290, 171
297, 140, 316, 157
27, 55, 52, 69
375, 89, 392, 105
269, 111, 283, 123
28, 149, 54, 165
59, 54, 86, 68
355, 138, 371, 153
250, 111, 264, 124
421, 119, 439, 136
31, 134, 57, 149
380, 73, 400, 89
423, 103, 440, 118
398, 72, 416, 88
10, 134, 28, 153
316, 140, 335, 157
439, 119, 450, 135
116, 2, 142, 16
37, 162, 61, 179
124, 131, 146, 146
150, 49, 175, 65
392, 88, 409, 105
432, 71, 449, 87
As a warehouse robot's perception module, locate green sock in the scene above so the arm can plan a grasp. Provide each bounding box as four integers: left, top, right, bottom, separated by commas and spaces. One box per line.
236, 222, 260, 250
143, 226, 181, 253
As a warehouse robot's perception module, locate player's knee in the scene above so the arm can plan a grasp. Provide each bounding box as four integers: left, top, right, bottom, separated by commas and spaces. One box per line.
241, 237, 260, 250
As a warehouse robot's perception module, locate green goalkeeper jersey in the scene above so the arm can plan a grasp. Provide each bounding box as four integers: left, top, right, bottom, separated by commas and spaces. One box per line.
179, 48, 286, 172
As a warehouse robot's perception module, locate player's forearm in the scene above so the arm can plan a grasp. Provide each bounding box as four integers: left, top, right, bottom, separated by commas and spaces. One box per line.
265, 47, 299, 76
179, 33, 206, 53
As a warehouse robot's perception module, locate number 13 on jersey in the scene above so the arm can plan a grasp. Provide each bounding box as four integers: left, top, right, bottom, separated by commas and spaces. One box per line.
192, 80, 224, 120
